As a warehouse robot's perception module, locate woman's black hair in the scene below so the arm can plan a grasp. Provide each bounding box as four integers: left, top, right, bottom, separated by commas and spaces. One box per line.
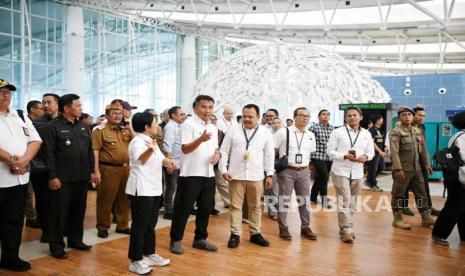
132, 112, 155, 133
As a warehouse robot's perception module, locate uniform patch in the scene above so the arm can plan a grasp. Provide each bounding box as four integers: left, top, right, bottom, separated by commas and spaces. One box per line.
391, 136, 398, 142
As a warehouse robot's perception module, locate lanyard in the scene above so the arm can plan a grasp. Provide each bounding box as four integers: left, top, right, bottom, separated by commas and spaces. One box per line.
345, 125, 361, 148
294, 131, 305, 153
243, 125, 259, 150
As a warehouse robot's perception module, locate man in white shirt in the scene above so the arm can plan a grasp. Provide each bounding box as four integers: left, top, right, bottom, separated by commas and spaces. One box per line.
219, 104, 274, 248
274, 107, 317, 241
326, 107, 374, 243
170, 95, 220, 255
0, 80, 41, 272
263, 108, 279, 133
216, 106, 237, 134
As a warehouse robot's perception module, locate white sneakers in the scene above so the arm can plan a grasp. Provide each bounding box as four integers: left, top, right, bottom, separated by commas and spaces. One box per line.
129, 254, 170, 275
143, 254, 171, 267
129, 260, 152, 275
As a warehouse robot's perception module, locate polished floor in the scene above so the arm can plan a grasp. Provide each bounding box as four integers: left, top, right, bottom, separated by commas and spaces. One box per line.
2, 175, 465, 275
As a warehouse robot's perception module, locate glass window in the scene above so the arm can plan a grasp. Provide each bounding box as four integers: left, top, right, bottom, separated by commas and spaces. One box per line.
0, 8, 12, 34
31, 0, 46, 16
0, 60, 12, 81
31, 15, 47, 40
12, 37, 20, 61
0, 34, 12, 60
12, 11, 20, 35
30, 40, 47, 64
31, 64, 47, 86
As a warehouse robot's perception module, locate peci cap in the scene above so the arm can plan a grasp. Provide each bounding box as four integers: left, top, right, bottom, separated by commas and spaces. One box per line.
105, 103, 123, 111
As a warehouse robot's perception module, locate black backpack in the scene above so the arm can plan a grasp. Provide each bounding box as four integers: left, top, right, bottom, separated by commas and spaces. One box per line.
433, 131, 465, 192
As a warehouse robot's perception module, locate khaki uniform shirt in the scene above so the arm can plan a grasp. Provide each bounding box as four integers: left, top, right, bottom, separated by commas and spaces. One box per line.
92, 124, 132, 164
389, 124, 430, 172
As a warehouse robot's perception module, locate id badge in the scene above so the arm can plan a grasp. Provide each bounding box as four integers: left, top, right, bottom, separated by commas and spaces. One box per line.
23, 127, 30, 137
243, 150, 250, 162
295, 153, 303, 164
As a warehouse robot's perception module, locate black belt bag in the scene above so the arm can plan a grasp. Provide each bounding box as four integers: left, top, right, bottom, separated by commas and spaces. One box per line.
274, 127, 289, 173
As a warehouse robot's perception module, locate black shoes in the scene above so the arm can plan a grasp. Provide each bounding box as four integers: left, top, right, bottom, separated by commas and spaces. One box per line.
211, 208, 220, 215
97, 230, 108, 238
250, 234, 270, 247
51, 250, 68, 259
115, 228, 131, 235
190, 208, 197, 215
163, 213, 173, 220
25, 219, 41, 228
227, 234, 240, 248
0, 258, 31, 272
68, 242, 92, 251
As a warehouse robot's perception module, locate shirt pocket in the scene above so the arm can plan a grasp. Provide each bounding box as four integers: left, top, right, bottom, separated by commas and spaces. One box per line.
400, 137, 413, 150
103, 136, 118, 149
57, 132, 74, 151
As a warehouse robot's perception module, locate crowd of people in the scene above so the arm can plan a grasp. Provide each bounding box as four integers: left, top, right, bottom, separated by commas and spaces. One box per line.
1, 78, 465, 274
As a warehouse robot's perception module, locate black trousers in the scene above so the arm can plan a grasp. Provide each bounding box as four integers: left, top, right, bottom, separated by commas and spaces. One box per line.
403, 165, 432, 209
310, 160, 332, 202
432, 181, 465, 240
47, 180, 88, 253
170, 176, 215, 242
366, 154, 384, 187
128, 195, 161, 261
0, 184, 27, 261
30, 169, 49, 233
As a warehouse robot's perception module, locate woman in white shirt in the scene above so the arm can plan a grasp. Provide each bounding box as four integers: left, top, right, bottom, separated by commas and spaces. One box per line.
126, 112, 176, 275
432, 111, 465, 247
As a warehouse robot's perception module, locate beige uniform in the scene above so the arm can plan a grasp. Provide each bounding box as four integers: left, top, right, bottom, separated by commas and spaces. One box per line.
389, 125, 430, 213
92, 124, 132, 231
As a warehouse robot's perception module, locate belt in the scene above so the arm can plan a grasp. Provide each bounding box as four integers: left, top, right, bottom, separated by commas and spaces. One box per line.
287, 166, 308, 171
99, 161, 128, 167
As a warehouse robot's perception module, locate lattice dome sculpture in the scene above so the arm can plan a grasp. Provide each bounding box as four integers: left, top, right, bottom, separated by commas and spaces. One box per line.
191, 43, 391, 116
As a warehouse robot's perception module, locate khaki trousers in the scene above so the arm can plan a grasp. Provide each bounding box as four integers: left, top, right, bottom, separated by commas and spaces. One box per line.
331, 173, 361, 234
229, 180, 263, 236
96, 165, 130, 231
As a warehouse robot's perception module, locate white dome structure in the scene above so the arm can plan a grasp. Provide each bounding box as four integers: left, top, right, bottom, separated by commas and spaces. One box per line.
191, 43, 391, 116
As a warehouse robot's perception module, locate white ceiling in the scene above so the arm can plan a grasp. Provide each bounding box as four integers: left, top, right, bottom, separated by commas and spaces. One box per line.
64, 0, 465, 75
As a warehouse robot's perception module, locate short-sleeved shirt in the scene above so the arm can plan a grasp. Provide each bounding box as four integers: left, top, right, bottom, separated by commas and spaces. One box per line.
126, 133, 165, 196
92, 124, 132, 164
0, 109, 42, 187
369, 126, 385, 153
274, 125, 316, 168
180, 113, 218, 177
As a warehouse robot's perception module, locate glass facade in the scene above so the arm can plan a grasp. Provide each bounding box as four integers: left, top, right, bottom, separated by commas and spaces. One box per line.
0, 0, 236, 116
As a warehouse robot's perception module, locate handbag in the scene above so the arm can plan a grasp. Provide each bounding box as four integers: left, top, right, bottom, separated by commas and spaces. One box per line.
274, 127, 289, 173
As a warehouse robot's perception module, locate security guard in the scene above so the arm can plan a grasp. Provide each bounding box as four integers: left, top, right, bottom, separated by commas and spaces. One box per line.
43, 94, 95, 259
92, 103, 132, 238
389, 106, 435, 230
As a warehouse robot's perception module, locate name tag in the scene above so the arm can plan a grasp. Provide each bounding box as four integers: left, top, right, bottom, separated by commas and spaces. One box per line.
295, 154, 303, 164
23, 127, 30, 137
243, 150, 250, 162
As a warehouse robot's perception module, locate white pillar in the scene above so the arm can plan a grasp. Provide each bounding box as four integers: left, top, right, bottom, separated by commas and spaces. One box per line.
64, 6, 84, 95
179, 35, 196, 109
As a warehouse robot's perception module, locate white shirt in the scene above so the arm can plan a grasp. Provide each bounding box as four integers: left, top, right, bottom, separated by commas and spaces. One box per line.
274, 125, 316, 167
219, 124, 274, 181
180, 113, 218, 177
126, 133, 165, 196
449, 131, 465, 184
326, 124, 375, 180
0, 109, 41, 187
216, 118, 237, 134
